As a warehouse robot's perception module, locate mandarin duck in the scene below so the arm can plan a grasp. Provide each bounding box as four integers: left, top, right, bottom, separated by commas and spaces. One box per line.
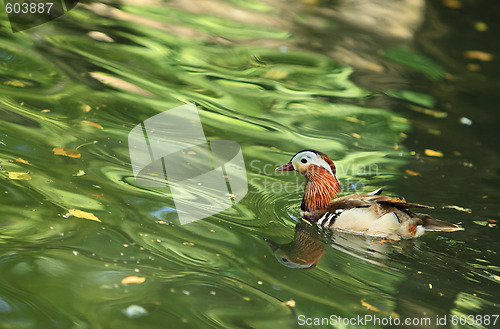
276, 149, 463, 240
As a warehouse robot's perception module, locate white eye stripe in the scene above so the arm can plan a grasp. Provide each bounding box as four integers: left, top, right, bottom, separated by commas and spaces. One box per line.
292, 151, 334, 176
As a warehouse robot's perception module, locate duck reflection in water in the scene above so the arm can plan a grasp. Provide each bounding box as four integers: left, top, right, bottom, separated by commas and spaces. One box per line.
266, 220, 418, 269
265, 221, 326, 269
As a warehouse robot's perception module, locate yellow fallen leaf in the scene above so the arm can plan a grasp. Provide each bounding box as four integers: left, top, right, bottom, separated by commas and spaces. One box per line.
492, 275, 500, 282
82, 120, 103, 129
121, 276, 146, 284
41, 109, 51, 113
361, 299, 380, 312
262, 69, 288, 79
405, 169, 421, 176
465, 50, 493, 61
81, 104, 92, 112
68, 209, 101, 222
53, 147, 81, 158
8, 172, 31, 180
15, 158, 30, 164
75, 170, 86, 177
351, 133, 361, 139
425, 149, 443, 157
409, 105, 448, 118
283, 299, 296, 307
4, 80, 25, 87
345, 117, 364, 124
92, 193, 104, 198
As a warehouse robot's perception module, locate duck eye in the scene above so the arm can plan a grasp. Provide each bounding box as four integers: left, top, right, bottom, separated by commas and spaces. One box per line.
281, 257, 289, 263
300, 158, 308, 164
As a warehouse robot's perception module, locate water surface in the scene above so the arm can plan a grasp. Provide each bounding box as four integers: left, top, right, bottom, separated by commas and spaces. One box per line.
0, 0, 499, 328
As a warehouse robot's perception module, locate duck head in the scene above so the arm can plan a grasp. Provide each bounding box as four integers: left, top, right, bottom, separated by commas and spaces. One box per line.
276, 149, 341, 213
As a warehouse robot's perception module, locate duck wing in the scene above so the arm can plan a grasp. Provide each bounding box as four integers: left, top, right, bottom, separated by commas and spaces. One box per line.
307, 189, 462, 239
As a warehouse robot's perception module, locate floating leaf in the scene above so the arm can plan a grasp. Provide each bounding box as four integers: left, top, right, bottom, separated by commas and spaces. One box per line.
345, 117, 365, 124
465, 50, 493, 61
405, 169, 421, 176
262, 69, 289, 79
473, 221, 488, 226
68, 209, 101, 222
8, 172, 31, 180
53, 147, 81, 158
82, 120, 103, 129
351, 133, 361, 139
361, 299, 380, 312
121, 276, 146, 284
74, 170, 86, 177
409, 105, 448, 118
87, 31, 114, 42
4, 80, 26, 87
89, 72, 155, 97
81, 104, 92, 112
425, 149, 443, 157
444, 205, 471, 213
283, 300, 296, 307
15, 158, 30, 164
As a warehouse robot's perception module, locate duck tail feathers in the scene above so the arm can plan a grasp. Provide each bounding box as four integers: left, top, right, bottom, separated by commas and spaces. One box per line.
416, 213, 464, 232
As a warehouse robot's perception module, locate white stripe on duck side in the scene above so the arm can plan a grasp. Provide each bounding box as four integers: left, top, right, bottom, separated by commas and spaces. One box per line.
318, 208, 402, 237
316, 209, 343, 226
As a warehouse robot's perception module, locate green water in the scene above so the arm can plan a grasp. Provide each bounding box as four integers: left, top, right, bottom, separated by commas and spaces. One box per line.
0, 0, 499, 328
